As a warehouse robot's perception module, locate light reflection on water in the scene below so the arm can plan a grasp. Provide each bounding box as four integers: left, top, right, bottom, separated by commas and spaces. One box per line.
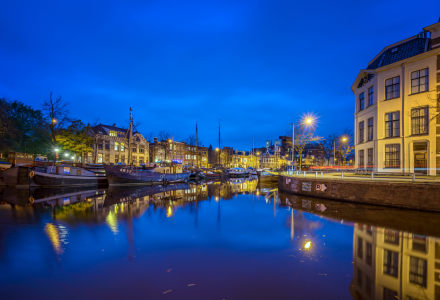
0, 179, 439, 300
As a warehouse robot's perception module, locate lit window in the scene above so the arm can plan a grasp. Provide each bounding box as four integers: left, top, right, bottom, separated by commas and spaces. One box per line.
411, 107, 428, 135
109, 131, 117, 137
411, 68, 428, 94
385, 112, 400, 138
385, 76, 400, 99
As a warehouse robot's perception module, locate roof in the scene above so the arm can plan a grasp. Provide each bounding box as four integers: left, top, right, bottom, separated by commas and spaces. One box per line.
367, 37, 430, 70
90, 124, 140, 136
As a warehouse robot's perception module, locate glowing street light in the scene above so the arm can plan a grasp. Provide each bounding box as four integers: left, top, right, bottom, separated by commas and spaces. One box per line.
304, 241, 311, 250
291, 115, 315, 171
64, 153, 69, 157
52, 119, 57, 123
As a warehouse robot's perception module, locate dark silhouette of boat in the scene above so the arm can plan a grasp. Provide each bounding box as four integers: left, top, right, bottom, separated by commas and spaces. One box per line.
104, 165, 190, 186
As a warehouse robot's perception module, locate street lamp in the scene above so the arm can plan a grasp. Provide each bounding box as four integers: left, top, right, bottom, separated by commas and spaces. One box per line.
52, 119, 57, 124
291, 116, 315, 171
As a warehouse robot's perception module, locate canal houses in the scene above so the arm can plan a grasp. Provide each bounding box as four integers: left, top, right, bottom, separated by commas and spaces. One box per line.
90, 123, 149, 165
352, 223, 439, 300
353, 18, 440, 175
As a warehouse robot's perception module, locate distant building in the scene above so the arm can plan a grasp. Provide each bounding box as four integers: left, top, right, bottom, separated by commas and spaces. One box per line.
352, 18, 440, 175
90, 123, 149, 165
265, 140, 273, 148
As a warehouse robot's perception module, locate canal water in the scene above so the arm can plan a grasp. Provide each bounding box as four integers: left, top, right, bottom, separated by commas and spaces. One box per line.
1, 179, 440, 300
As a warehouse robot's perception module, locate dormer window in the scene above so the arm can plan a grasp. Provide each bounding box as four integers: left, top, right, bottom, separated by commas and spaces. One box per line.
391, 47, 398, 53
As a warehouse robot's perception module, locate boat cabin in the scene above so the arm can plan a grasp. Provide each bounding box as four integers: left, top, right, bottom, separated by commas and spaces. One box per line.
8, 152, 35, 167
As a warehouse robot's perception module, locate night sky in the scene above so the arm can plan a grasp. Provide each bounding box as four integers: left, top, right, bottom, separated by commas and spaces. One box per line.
1, 1, 439, 149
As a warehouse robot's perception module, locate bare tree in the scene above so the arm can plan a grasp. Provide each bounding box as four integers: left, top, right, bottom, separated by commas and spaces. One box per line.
92, 117, 101, 126
338, 128, 354, 166
285, 120, 322, 171
158, 131, 172, 160
322, 133, 338, 166
146, 132, 154, 143
41, 92, 70, 147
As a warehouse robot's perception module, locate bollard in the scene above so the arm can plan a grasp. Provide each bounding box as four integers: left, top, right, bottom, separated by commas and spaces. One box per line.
315, 172, 318, 178
304, 171, 306, 177
341, 172, 344, 179
371, 173, 374, 180
321, 172, 323, 178
413, 173, 415, 182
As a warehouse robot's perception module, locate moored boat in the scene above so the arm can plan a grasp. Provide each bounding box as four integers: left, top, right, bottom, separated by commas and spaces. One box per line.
104, 164, 190, 186
30, 165, 107, 187
229, 167, 248, 178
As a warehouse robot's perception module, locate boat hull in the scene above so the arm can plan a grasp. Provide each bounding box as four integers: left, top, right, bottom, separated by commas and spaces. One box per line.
31, 171, 107, 187
229, 173, 248, 178
104, 165, 190, 186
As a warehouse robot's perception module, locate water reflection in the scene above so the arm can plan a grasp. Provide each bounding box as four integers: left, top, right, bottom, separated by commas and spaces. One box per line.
1, 180, 440, 299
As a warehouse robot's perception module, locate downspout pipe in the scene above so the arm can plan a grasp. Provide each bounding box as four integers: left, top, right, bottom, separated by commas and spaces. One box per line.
401, 63, 406, 173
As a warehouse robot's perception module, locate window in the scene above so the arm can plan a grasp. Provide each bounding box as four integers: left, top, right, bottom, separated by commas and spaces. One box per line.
385, 144, 400, 168
139, 148, 144, 153
384, 249, 399, 277
383, 287, 398, 300
357, 237, 363, 259
357, 268, 363, 287
98, 142, 103, 150
385, 76, 400, 99
411, 68, 428, 94
121, 143, 125, 151
359, 150, 364, 168
115, 142, 119, 151
366, 242, 372, 266
367, 148, 373, 167
384, 229, 400, 245
368, 118, 373, 141
366, 276, 372, 297
412, 235, 427, 253
109, 131, 117, 137
359, 92, 365, 111
409, 256, 427, 287
132, 147, 137, 152
385, 112, 400, 138
411, 107, 429, 135
359, 121, 364, 143
105, 143, 110, 150
105, 154, 109, 163
97, 153, 103, 163
368, 86, 374, 106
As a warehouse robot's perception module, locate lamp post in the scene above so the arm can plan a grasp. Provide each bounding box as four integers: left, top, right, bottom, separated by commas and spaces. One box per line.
341, 137, 347, 166
291, 117, 313, 171
54, 148, 59, 164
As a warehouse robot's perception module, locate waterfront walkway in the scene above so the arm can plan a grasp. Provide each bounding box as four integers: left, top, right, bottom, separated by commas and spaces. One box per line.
281, 171, 440, 184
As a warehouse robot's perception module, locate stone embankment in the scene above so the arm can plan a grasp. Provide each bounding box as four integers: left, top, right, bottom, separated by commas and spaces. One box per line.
279, 175, 440, 212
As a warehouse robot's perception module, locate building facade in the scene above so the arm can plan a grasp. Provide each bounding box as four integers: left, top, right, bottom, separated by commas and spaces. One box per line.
90, 124, 149, 165
352, 223, 440, 300
353, 19, 440, 175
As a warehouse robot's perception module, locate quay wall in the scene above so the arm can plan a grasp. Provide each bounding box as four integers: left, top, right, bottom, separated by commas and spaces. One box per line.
278, 175, 440, 212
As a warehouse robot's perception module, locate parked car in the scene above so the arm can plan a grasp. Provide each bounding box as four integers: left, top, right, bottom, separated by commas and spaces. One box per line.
116, 162, 126, 166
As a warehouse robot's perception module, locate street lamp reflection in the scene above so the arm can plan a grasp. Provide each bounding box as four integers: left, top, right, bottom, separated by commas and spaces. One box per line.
304, 241, 311, 250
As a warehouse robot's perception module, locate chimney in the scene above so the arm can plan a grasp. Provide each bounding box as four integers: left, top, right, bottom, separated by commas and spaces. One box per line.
154, 137, 157, 144
423, 18, 440, 49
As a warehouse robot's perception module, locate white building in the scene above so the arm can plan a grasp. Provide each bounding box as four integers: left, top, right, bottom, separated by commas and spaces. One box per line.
352, 18, 440, 175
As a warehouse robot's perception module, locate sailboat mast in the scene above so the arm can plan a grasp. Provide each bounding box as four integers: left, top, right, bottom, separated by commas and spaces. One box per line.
196, 122, 199, 168
218, 119, 220, 166
128, 107, 133, 165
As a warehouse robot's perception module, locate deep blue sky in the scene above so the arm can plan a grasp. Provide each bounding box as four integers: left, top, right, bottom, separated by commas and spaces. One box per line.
1, 1, 439, 149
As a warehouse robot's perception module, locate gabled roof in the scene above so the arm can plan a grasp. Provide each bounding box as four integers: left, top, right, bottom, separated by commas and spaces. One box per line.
367, 37, 430, 70
90, 124, 140, 136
